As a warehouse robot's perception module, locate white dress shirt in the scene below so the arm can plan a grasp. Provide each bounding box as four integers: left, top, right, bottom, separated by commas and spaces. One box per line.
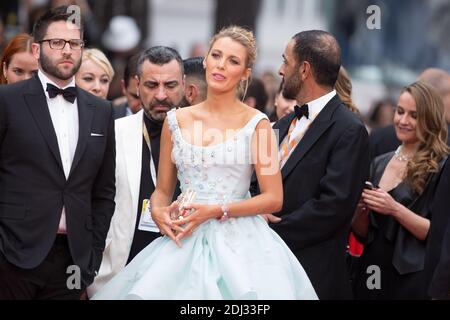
289, 90, 336, 145
38, 70, 79, 233
280, 90, 336, 167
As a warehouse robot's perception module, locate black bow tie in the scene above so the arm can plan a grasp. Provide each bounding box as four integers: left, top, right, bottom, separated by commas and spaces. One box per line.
294, 104, 309, 120
46, 83, 77, 103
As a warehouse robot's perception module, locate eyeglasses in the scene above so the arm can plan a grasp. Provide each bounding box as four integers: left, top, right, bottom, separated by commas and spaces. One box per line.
39, 39, 85, 50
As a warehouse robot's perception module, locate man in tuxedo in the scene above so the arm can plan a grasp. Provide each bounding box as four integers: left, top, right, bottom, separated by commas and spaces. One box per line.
87, 46, 184, 297
0, 6, 115, 299
268, 30, 370, 299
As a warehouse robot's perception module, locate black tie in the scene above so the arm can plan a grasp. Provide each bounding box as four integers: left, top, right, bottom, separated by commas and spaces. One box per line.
294, 104, 309, 120
46, 83, 77, 103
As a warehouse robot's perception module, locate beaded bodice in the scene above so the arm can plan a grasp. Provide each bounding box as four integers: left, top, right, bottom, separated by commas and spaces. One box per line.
167, 109, 268, 204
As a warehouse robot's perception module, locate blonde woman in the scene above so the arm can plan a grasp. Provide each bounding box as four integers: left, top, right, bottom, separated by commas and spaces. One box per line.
352, 81, 449, 299
75, 48, 114, 99
93, 26, 317, 300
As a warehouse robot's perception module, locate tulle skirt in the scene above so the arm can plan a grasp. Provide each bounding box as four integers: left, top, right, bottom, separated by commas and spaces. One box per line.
92, 216, 318, 300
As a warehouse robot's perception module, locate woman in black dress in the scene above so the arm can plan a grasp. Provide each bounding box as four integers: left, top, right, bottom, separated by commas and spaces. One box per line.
352, 81, 449, 299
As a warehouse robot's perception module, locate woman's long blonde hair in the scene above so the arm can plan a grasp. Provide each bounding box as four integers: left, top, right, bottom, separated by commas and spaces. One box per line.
403, 81, 449, 194
82, 48, 115, 80
335, 66, 358, 113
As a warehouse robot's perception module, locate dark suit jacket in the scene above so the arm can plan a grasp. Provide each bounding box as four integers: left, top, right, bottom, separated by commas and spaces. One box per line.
368, 125, 400, 162
0, 75, 116, 287
112, 103, 129, 120
259, 95, 370, 299
425, 157, 450, 299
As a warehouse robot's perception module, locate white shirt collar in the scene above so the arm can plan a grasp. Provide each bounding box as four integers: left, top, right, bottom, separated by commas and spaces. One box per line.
38, 69, 76, 98
304, 90, 336, 119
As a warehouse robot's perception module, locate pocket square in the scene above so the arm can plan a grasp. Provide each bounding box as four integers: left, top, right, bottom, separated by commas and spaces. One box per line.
90, 133, 104, 137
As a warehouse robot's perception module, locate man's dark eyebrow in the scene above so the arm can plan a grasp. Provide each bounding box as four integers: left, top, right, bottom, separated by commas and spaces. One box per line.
142, 80, 179, 86
143, 80, 161, 87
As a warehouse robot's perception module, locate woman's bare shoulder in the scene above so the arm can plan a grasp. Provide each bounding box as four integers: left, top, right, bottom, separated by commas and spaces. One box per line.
239, 103, 264, 121
174, 104, 204, 127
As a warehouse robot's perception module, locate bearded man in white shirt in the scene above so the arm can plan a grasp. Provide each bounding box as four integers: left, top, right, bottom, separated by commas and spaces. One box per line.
0, 6, 115, 299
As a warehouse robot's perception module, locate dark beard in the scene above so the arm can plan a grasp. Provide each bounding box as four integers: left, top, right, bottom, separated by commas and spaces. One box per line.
40, 51, 81, 81
145, 99, 180, 122
282, 73, 301, 100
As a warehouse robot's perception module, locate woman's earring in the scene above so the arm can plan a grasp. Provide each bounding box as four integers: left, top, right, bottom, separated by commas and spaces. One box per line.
240, 78, 249, 102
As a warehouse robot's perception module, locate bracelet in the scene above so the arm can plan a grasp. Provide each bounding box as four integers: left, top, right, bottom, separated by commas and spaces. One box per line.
219, 204, 229, 222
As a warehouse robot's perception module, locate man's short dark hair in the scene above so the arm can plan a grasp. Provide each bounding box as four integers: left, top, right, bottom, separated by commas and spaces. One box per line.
183, 57, 205, 81
292, 30, 341, 88
123, 52, 141, 87
137, 46, 184, 76
32, 6, 84, 42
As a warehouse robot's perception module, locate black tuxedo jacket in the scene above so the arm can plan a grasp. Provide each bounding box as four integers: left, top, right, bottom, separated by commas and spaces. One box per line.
425, 157, 450, 299
112, 103, 129, 120
368, 125, 400, 161
262, 95, 370, 299
0, 75, 116, 287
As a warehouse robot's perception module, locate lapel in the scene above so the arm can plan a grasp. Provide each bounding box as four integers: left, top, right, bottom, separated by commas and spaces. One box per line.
23, 75, 65, 173
281, 95, 342, 180
68, 88, 95, 178
123, 110, 144, 212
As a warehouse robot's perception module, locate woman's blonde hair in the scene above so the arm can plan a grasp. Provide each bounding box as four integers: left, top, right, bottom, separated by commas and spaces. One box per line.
82, 48, 115, 79
207, 25, 256, 99
403, 81, 449, 194
335, 66, 358, 113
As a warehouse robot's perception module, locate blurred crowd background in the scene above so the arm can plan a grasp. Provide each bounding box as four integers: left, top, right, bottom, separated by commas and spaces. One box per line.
1, 0, 449, 131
